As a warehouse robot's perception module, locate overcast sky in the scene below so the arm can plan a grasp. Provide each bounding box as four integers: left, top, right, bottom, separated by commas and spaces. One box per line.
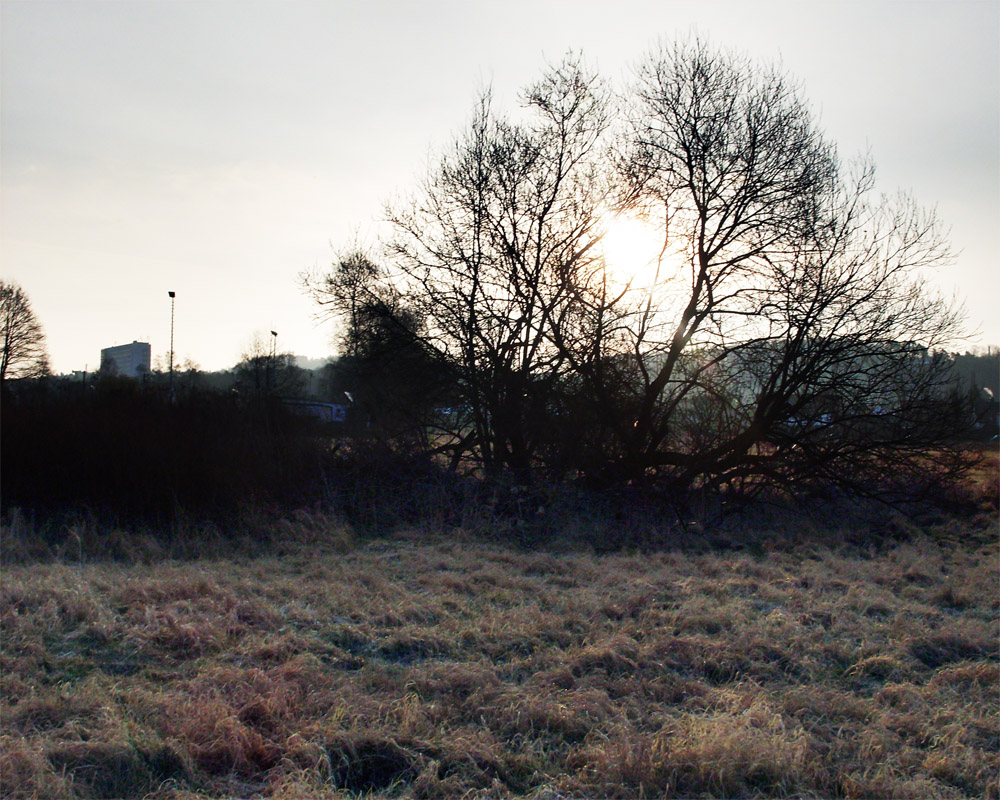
2, 0, 997, 373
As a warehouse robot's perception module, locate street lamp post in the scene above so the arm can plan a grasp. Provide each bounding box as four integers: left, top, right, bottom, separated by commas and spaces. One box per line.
168, 291, 176, 400
269, 330, 277, 396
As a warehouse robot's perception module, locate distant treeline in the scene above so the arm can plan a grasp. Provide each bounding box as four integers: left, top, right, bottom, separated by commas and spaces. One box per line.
947, 349, 1000, 398
55, 347, 1000, 408
2, 343, 995, 539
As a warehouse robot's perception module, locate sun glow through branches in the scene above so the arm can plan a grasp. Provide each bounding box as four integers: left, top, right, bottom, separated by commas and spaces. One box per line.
600, 212, 673, 289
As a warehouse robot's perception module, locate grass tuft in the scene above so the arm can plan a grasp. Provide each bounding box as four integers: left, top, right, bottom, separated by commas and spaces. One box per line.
909, 632, 997, 669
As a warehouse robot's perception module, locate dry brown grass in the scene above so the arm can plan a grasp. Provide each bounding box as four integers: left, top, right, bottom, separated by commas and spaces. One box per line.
1, 504, 997, 799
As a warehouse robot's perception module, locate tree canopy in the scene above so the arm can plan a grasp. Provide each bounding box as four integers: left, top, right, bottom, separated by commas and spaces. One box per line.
311, 40, 971, 500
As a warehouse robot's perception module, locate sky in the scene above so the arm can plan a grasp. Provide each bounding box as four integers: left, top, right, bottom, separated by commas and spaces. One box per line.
2, 0, 997, 374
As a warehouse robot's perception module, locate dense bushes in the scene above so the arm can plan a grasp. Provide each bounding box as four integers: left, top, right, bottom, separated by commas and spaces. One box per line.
2, 371, 993, 561
1, 378, 331, 528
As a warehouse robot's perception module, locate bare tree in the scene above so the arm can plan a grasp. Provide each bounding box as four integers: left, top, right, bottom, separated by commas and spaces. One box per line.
382, 55, 615, 479
308, 253, 449, 443
599, 38, 969, 495
233, 332, 306, 401
315, 41, 971, 500
1, 280, 50, 384
308, 251, 385, 360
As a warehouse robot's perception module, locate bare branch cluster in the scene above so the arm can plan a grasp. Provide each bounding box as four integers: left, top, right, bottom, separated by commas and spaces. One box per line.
312, 41, 972, 501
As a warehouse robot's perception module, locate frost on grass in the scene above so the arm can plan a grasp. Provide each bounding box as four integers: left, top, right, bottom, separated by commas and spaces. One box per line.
1, 524, 997, 799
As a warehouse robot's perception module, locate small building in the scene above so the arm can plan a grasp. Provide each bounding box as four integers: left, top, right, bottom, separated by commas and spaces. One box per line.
100, 341, 151, 379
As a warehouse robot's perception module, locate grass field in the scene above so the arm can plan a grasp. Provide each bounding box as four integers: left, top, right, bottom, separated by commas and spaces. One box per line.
2, 462, 998, 798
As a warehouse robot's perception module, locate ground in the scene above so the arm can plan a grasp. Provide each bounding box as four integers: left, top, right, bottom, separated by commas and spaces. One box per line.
1, 505, 997, 799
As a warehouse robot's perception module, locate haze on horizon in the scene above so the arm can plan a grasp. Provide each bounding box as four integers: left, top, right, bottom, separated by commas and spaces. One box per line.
2, 0, 997, 374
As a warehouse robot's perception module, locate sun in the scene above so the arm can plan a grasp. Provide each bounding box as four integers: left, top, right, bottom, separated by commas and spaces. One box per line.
600, 212, 670, 289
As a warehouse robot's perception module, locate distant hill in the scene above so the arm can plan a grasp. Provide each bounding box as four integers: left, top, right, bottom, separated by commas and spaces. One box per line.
949, 348, 999, 397
295, 356, 333, 370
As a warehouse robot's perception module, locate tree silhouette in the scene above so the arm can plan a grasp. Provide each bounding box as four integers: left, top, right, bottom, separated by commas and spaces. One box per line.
308, 252, 452, 445
233, 332, 306, 400
591, 38, 969, 494
1, 280, 50, 384
316, 41, 971, 499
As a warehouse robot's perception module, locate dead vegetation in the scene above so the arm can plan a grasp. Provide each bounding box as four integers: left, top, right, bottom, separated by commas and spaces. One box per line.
1, 486, 997, 800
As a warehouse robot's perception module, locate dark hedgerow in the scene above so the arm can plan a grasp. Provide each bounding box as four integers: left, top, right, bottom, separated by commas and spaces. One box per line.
1, 378, 331, 530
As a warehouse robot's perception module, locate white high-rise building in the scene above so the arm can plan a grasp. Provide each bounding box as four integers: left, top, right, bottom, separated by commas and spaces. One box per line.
100, 341, 151, 378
